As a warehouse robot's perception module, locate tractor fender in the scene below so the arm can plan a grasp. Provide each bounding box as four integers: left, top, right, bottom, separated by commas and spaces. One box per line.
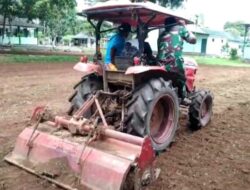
183, 57, 198, 92
183, 57, 198, 70
125, 66, 170, 87
125, 63, 197, 93
125, 58, 198, 75
73, 62, 103, 77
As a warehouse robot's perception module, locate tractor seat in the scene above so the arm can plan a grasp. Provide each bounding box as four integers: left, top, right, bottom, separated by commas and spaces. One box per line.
114, 56, 133, 71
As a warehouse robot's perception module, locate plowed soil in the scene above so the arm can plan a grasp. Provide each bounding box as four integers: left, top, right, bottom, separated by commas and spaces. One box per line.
0, 62, 250, 190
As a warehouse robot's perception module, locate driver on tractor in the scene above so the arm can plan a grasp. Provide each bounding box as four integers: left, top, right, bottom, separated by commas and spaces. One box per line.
158, 17, 196, 103
105, 23, 131, 71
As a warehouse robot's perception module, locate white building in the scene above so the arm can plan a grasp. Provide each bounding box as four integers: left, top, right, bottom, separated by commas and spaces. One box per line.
202, 28, 228, 56
0, 16, 41, 45
183, 25, 209, 55
147, 25, 228, 56
72, 32, 95, 48
243, 43, 250, 59
183, 26, 243, 57
146, 26, 210, 55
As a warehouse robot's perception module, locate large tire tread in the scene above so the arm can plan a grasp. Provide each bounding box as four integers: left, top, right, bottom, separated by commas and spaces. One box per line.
189, 90, 213, 130
125, 77, 179, 151
67, 74, 102, 116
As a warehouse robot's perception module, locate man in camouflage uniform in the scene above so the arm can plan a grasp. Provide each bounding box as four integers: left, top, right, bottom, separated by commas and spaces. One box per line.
158, 17, 196, 100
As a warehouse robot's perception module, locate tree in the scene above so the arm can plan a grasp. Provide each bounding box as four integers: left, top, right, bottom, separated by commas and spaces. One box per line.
225, 28, 241, 37
230, 48, 238, 60
148, 0, 185, 8
92, 0, 185, 8
224, 21, 246, 37
20, 0, 77, 46
0, 0, 21, 42
65, 9, 78, 35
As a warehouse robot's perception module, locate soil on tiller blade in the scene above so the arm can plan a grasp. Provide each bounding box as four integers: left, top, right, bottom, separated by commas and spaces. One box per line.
0, 62, 250, 190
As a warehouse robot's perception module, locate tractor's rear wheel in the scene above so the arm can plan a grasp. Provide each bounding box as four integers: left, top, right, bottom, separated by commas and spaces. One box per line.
68, 74, 103, 116
125, 78, 179, 152
188, 90, 213, 130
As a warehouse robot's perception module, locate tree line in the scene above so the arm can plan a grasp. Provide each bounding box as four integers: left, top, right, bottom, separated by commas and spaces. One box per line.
224, 21, 248, 37
0, 0, 77, 44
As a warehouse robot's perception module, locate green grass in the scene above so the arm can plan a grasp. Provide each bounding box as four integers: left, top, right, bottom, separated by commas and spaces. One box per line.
1, 53, 250, 68
193, 56, 250, 67
0, 54, 80, 64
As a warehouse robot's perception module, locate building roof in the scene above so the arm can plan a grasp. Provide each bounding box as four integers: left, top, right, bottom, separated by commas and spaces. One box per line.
0, 15, 41, 28
187, 25, 244, 43
186, 25, 227, 37
72, 32, 95, 39
201, 28, 227, 38
186, 25, 209, 35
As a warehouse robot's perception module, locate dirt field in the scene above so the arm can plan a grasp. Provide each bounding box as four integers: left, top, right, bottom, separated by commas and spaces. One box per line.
0, 62, 250, 190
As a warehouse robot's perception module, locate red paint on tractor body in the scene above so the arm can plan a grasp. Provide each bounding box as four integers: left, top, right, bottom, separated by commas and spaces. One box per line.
74, 62, 102, 77
137, 137, 155, 170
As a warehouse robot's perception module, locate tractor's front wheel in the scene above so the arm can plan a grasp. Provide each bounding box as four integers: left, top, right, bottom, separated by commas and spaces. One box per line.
125, 78, 179, 152
188, 90, 213, 130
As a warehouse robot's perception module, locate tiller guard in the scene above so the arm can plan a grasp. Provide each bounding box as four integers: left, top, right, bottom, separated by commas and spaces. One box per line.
5, 93, 158, 190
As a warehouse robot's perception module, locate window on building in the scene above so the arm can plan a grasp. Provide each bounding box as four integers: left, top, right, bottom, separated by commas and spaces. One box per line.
0, 28, 3, 36
6, 28, 10, 37
13, 28, 18, 37
34, 28, 39, 38
23, 28, 29, 37
212, 38, 215, 42
12, 26, 22, 37
82, 38, 88, 47
221, 40, 224, 43
4, 28, 9, 36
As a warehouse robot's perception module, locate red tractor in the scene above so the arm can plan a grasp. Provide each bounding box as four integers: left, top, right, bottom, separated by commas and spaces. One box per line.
68, 1, 213, 151
5, 1, 213, 189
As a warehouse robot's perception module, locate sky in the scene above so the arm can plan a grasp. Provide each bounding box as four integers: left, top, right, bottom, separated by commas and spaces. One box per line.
76, 0, 250, 30
181, 0, 250, 29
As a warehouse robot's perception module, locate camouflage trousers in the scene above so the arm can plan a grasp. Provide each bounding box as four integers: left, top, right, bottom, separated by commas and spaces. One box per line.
160, 57, 187, 98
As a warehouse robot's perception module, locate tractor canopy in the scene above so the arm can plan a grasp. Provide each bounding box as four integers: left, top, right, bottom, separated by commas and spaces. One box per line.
79, 0, 193, 61
81, 0, 193, 26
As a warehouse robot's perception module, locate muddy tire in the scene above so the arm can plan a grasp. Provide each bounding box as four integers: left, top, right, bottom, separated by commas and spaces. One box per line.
188, 90, 213, 130
67, 74, 103, 116
125, 78, 179, 152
